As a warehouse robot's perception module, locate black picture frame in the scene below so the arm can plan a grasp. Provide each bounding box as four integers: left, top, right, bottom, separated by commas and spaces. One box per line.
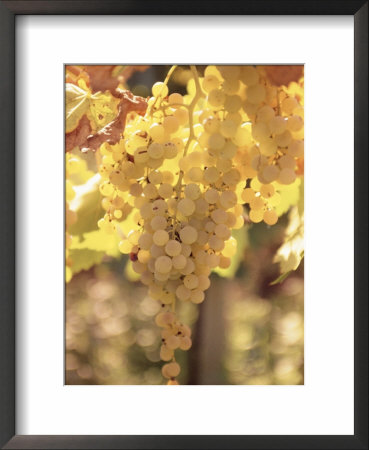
0, 1, 367, 449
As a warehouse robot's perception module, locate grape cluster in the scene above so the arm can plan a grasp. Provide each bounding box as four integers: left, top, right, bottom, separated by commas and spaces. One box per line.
94, 65, 304, 383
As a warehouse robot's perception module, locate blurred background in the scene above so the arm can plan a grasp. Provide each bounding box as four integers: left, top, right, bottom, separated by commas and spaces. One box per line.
66, 65, 304, 385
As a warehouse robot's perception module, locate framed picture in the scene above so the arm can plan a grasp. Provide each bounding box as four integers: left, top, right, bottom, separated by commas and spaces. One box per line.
1, 1, 367, 449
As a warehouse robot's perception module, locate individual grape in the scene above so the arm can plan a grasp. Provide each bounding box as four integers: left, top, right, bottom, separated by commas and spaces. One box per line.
278, 167, 296, 184
208, 89, 226, 108
281, 96, 299, 114
184, 183, 201, 200
168, 92, 183, 105
260, 184, 275, 198
278, 154, 296, 170
249, 209, 264, 223
118, 239, 132, 254
240, 66, 259, 86
152, 82, 169, 97
143, 183, 158, 199
223, 78, 240, 95
211, 209, 228, 224
208, 235, 225, 252
218, 65, 241, 80
155, 311, 175, 328
287, 115, 304, 132
165, 240, 182, 257
222, 168, 241, 186
275, 130, 292, 147
246, 84, 266, 104
263, 209, 278, 225
262, 165, 280, 183
166, 335, 180, 350
219, 255, 231, 269
148, 142, 164, 159
148, 170, 163, 185
183, 274, 199, 290
202, 75, 221, 93
137, 249, 151, 264
269, 116, 287, 135
187, 167, 203, 182
179, 336, 192, 351
220, 120, 237, 138
158, 183, 174, 199
219, 190, 237, 209
173, 108, 188, 126
181, 258, 196, 275
256, 105, 275, 123
160, 345, 174, 361
190, 289, 205, 304
150, 244, 165, 258
197, 275, 211, 291
153, 229, 169, 246
181, 244, 192, 258
163, 115, 180, 134
215, 223, 231, 240
204, 188, 219, 204
176, 284, 191, 301
224, 95, 242, 113
220, 141, 237, 159
134, 147, 149, 164
163, 142, 178, 159
99, 181, 114, 197
179, 226, 198, 245
177, 198, 196, 216
155, 256, 173, 273
172, 254, 187, 270
203, 116, 221, 134
162, 362, 180, 378
259, 138, 277, 156
241, 188, 256, 203
208, 133, 225, 151
149, 124, 165, 141
252, 122, 270, 142
250, 196, 265, 210
151, 215, 167, 230
287, 140, 304, 158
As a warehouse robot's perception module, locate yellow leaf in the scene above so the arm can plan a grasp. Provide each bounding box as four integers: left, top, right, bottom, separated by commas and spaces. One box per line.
89, 91, 119, 129
273, 206, 304, 275
70, 229, 120, 258
69, 174, 104, 236
68, 248, 104, 275
274, 178, 301, 217
118, 211, 140, 238
65, 83, 90, 133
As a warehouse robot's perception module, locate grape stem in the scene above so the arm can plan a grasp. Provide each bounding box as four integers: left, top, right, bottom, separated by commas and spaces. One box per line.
147, 65, 178, 116
174, 65, 205, 192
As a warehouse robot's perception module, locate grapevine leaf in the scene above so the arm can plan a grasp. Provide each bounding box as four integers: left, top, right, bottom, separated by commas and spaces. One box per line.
70, 229, 120, 258
273, 206, 304, 278
274, 178, 301, 217
65, 83, 90, 133
263, 65, 304, 87
68, 248, 104, 275
69, 174, 104, 236
117, 211, 139, 238
89, 91, 120, 130
82, 90, 147, 153
213, 227, 248, 278
65, 115, 92, 152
